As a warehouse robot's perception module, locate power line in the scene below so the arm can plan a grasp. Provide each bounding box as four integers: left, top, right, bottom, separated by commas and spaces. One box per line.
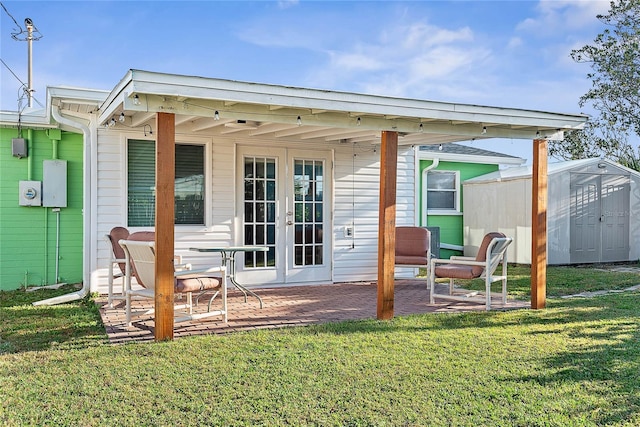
0, 57, 26, 87
0, 2, 43, 40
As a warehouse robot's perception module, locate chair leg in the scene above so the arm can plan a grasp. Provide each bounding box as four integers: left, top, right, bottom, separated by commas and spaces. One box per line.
429, 266, 435, 304
222, 279, 228, 323
107, 262, 114, 308
449, 278, 454, 295
502, 277, 507, 304
125, 292, 132, 327
485, 276, 491, 311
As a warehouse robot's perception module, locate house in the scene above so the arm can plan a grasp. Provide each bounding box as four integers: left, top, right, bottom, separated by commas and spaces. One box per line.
416, 143, 525, 258
1, 70, 587, 322
0, 115, 87, 291
463, 158, 640, 264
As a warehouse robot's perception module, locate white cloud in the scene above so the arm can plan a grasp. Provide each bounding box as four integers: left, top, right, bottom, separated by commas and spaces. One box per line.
517, 0, 610, 32
278, 0, 299, 9
507, 37, 523, 49
307, 21, 490, 99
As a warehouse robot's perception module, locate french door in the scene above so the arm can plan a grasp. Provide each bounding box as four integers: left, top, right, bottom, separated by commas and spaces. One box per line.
235, 146, 332, 285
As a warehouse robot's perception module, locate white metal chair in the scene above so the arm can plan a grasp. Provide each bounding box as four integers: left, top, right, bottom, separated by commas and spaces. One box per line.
429, 232, 512, 310
119, 239, 227, 327
105, 228, 191, 308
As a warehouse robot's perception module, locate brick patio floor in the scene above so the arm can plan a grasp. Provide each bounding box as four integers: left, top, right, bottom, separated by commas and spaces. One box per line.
98, 280, 529, 344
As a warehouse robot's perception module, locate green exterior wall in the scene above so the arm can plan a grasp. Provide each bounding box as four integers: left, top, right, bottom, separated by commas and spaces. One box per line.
0, 127, 84, 290
419, 160, 499, 258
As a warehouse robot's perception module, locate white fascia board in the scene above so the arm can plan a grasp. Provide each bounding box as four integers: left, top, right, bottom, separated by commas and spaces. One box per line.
48, 86, 109, 107
100, 69, 589, 132
0, 110, 54, 128
417, 151, 525, 166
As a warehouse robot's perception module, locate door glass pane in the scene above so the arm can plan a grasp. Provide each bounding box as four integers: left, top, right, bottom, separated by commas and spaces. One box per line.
244, 157, 277, 268
293, 159, 324, 266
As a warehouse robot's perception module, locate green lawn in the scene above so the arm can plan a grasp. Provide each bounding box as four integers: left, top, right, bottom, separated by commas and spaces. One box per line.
1, 266, 640, 426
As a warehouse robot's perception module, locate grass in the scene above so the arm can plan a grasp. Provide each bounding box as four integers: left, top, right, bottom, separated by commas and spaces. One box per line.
456, 264, 640, 300
1, 266, 640, 426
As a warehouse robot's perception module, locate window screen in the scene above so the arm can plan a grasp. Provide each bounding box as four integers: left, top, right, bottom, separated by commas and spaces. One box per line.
127, 140, 205, 226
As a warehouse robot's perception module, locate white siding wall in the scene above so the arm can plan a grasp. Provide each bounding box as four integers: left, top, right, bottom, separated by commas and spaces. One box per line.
92, 131, 416, 293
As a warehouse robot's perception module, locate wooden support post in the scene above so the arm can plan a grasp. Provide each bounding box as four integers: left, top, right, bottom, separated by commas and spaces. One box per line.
531, 138, 547, 309
155, 112, 176, 340
377, 131, 398, 320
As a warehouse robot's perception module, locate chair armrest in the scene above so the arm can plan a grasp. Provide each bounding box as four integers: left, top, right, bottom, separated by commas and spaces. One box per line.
174, 265, 226, 278
450, 256, 474, 261
430, 258, 485, 268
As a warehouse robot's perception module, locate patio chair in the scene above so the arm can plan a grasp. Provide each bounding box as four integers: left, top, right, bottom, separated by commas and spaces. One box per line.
429, 232, 512, 310
119, 239, 227, 327
105, 228, 190, 308
104, 226, 133, 308
395, 226, 431, 280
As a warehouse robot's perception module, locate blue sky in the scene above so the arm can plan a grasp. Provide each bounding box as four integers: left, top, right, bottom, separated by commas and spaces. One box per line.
0, 0, 612, 162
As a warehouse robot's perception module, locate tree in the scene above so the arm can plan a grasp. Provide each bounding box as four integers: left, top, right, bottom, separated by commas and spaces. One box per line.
550, 0, 640, 170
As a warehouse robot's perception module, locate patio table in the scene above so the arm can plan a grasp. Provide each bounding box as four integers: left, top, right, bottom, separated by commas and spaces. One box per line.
190, 245, 268, 308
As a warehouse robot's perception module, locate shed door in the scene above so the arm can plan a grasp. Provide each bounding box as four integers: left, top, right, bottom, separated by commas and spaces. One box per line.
570, 173, 630, 263
600, 175, 630, 262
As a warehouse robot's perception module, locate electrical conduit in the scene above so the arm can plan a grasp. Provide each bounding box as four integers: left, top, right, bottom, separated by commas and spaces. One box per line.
33, 107, 92, 305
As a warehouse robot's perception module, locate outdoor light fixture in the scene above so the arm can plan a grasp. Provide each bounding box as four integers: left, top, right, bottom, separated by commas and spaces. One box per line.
356, 117, 361, 126
119, 112, 126, 123
438, 144, 443, 151
297, 116, 302, 126
536, 131, 541, 137
482, 126, 487, 134
133, 94, 140, 105
108, 118, 116, 127
419, 123, 424, 132
214, 111, 220, 120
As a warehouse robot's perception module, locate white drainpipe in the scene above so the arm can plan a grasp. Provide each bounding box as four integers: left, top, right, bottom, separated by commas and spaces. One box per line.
33, 107, 92, 306
421, 157, 439, 226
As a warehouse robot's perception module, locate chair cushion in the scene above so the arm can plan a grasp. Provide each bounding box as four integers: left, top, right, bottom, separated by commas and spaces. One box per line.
108, 227, 130, 274
395, 255, 429, 266
434, 264, 480, 280
471, 232, 506, 276
128, 231, 155, 242
395, 227, 430, 265
175, 276, 222, 293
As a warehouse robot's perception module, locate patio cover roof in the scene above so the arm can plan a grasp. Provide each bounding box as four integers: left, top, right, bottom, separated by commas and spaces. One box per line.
95, 69, 588, 147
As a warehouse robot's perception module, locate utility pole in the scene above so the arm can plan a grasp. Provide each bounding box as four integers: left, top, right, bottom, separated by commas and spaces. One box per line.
25, 18, 34, 108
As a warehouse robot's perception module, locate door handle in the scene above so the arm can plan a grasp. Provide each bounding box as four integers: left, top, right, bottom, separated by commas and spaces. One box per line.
287, 220, 293, 225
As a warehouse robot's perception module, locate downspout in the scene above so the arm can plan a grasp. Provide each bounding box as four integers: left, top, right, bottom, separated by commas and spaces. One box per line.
421, 158, 439, 226
33, 107, 92, 305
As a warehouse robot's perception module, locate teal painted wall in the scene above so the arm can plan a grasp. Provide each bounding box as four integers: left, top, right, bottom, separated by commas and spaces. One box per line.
0, 127, 84, 290
419, 160, 499, 258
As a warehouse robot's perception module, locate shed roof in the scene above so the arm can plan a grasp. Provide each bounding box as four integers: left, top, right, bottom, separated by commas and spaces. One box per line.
463, 158, 640, 184
418, 143, 525, 165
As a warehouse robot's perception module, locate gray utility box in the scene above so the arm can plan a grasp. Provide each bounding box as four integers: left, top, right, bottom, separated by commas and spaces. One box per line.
19, 181, 42, 206
43, 160, 67, 207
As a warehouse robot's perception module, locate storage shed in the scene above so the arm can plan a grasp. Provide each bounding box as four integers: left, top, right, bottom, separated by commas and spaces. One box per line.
463, 158, 640, 265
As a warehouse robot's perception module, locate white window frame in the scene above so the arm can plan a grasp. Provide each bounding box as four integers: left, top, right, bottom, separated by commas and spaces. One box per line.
124, 136, 211, 229
422, 169, 461, 216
